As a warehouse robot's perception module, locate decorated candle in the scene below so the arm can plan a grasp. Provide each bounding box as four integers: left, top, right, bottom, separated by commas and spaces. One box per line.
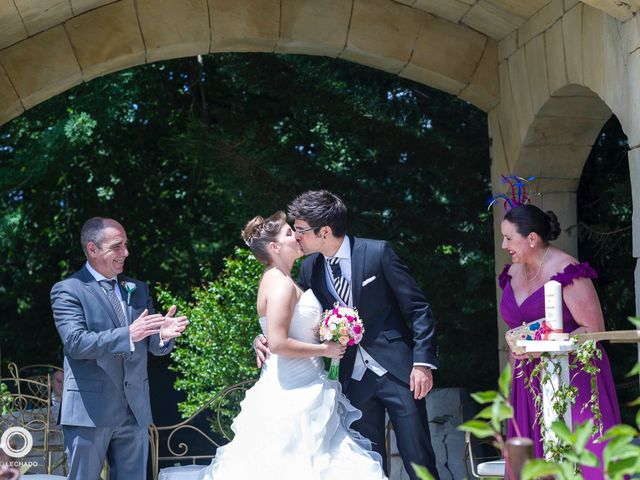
544, 280, 563, 333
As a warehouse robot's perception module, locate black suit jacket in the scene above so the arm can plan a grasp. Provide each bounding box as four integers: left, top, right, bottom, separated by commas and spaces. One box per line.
298, 236, 438, 389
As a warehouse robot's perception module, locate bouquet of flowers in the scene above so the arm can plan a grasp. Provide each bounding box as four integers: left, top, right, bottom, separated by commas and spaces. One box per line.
319, 305, 364, 380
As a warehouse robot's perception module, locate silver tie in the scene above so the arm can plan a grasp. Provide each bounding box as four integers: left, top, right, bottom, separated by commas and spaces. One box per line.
98, 280, 128, 327
327, 257, 351, 305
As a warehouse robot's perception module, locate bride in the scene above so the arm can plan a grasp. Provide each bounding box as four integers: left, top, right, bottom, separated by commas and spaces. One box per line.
197, 211, 387, 479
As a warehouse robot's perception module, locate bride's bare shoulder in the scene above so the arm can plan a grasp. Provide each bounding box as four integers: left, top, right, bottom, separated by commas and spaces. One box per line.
260, 269, 298, 303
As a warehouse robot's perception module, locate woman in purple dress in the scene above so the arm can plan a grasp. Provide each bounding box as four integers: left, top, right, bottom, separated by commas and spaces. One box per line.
499, 204, 621, 479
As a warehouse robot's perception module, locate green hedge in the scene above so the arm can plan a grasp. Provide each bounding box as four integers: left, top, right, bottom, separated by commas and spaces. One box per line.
156, 248, 263, 425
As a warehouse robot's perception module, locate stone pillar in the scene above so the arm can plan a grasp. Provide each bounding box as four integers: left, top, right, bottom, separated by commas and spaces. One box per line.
530, 190, 578, 258
629, 148, 640, 374
630, 149, 640, 314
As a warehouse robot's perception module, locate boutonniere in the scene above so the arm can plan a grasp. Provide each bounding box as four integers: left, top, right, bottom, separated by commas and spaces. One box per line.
120, 281, 137, 305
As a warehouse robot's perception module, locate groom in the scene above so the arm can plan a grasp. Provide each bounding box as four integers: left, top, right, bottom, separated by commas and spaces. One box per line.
51, 217, 188, 479
256, 190, 439, 480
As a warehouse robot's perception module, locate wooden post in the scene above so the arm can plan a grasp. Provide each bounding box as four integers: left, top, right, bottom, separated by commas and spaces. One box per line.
504, 437, 534, 480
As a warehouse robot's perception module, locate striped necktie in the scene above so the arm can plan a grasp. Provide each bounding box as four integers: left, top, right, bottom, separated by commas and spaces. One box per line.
98, 279, 128, 327
327, 257, 351, 305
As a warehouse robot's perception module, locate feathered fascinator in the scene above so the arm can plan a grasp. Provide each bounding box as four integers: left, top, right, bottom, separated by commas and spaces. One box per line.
487, 175, 537, 211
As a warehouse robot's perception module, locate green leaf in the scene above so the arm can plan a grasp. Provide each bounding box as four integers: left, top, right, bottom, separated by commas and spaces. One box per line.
475, 406, 495, 420
601, 424, 638, 441
627, 362, 640, 377
603, 438, 640, 468
627, 316, 640, 328
578, 450, 599, 468
491, 402, 513, 423
573, 419, 595, 453
411, 463, 435, 480
559, 462, 578, 479
459, 420, 495, 439
490, 400, 502, 431
551, 420, 574, 445
498, 364, 512, 399
563, 451, 582, 464
607, 455, 640, 478
521, 459, 563, 480
470, 390, 498, 404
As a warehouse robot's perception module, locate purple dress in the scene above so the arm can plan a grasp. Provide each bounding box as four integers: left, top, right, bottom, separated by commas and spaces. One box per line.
499, 263, 621, 479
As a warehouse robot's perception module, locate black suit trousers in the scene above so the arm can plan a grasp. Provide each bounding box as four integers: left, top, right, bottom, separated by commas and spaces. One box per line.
347, 369, 439, 480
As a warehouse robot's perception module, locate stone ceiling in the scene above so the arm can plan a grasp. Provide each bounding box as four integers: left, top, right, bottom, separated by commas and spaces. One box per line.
0, 0, 635, 126
1, 0, 636, 53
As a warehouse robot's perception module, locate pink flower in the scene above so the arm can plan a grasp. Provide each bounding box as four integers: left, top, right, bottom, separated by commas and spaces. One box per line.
348, 338, 355, 346
347, 315, 354, 323
353, 325, 362, 335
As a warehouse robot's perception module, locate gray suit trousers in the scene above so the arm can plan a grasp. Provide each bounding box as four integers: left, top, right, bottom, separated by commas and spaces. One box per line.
63, 408, 148, 480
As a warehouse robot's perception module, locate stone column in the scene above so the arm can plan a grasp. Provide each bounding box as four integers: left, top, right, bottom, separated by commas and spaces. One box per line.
629, 148, 640, 374
530, 189, 578, 258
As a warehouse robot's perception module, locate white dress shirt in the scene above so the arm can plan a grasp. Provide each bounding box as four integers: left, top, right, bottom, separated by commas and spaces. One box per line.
323, 237, 387, 381
85, 262, 135, 352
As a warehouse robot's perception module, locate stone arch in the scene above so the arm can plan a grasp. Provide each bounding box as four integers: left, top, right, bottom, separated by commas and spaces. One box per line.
488, 3, 631, 257
512, 85, 614, 254
487, 1, 640, 365
489, 82, 620, 364
0, 0, 500, 127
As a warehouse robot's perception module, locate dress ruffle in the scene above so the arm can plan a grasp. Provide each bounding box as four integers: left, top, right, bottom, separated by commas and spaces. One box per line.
197, 372, 386, 480
497, 262, 597, 290
197, 289, 386, 480
498, 264, 512, 290
551, 262, 598, 286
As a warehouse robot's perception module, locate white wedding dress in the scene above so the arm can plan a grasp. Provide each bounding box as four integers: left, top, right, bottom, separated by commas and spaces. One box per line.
197, 289, 387, 480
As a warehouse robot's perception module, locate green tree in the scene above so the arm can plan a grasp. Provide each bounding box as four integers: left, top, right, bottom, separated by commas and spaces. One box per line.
577, 115, 636, 422
0, 53, 495, 391
156, 248, 263, 423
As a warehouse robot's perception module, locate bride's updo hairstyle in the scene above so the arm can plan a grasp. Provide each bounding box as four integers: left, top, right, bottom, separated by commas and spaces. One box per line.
241, 211, 287, 265
504, 204, 561, 244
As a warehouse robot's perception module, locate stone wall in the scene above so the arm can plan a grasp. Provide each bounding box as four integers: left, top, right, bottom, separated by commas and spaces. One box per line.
489, 1, 640, 364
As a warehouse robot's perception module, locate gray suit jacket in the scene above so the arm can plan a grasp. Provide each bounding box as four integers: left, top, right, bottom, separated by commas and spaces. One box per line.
51, 266, 174, 428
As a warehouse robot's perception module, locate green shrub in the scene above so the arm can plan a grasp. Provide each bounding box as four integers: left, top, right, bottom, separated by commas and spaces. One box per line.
156, 247, 264, 425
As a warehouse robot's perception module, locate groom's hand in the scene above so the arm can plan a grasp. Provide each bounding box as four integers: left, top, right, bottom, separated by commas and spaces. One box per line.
410, 366, 433, 400
254, 334, 270, 368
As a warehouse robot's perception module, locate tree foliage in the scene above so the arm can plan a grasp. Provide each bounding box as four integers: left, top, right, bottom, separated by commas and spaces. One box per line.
1, 52, 494, 390
577, 115, 637, 421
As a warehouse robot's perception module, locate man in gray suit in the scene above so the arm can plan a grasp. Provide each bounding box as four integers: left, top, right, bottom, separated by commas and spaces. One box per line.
51, 217, 188, 479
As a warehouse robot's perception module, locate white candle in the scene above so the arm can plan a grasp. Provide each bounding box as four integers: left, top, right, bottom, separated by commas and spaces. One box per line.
544, 280, 563, 333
